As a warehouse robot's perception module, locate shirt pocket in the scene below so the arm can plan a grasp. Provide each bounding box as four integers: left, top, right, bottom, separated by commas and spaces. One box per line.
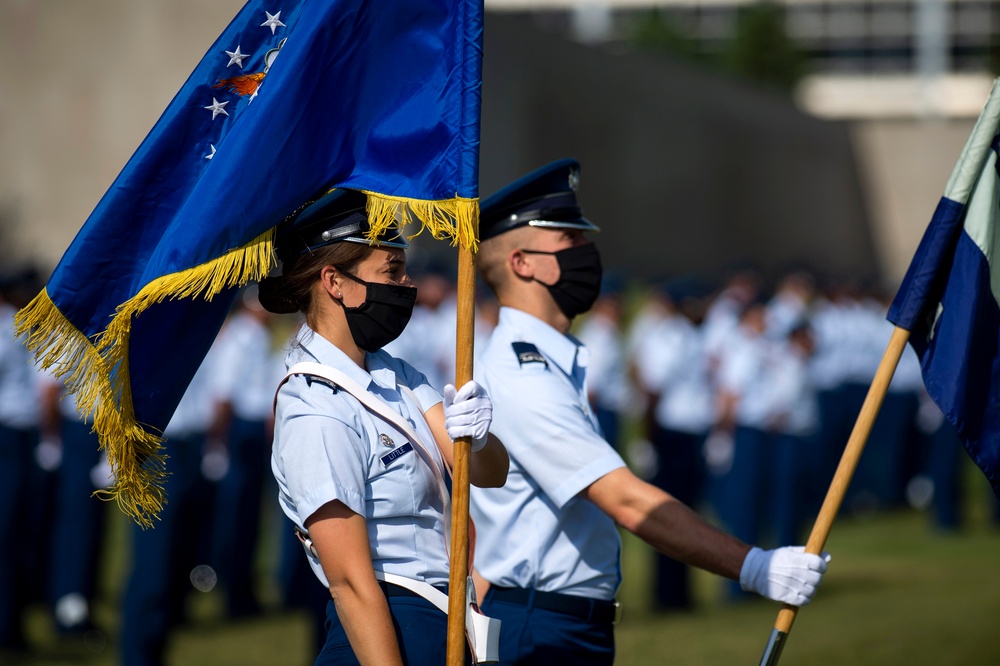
367, 424, 441, 520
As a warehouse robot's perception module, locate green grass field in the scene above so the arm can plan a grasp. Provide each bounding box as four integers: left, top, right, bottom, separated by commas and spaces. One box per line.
10, 463, 1000, 666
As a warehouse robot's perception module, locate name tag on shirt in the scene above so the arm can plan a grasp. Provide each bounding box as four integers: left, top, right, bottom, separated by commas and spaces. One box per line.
380, 442, 414, 468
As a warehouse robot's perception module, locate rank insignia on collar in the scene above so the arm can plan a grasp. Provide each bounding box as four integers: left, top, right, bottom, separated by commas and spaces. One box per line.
380, 433, 395, 448
512, 341, 548, 367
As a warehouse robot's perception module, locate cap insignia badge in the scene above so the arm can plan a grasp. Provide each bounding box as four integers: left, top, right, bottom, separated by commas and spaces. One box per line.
568, 169, 580, 192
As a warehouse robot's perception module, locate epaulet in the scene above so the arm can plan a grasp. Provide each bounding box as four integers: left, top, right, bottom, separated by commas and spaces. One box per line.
304, 374, 339, 394
511, 341, 548, 368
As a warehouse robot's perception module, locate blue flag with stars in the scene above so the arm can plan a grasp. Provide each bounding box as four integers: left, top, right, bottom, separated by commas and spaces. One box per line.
16, 0, 484, 524
887, 79, 1000, 497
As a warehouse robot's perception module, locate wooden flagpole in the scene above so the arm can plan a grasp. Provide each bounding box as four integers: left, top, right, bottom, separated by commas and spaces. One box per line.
757, 325, 911, 665
446, 244, 477, 666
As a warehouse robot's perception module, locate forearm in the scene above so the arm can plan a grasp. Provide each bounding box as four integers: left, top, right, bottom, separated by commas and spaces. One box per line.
329, 577, 404, 666
629, 491, 750, 580
308, 501, 404, 666
601, 474, 830, 607
470, 433, 509, 488
585, 467, 750, 580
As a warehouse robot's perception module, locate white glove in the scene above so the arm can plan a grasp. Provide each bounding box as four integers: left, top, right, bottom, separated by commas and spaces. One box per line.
443, 381, 492, 452
740, 546, 830, 607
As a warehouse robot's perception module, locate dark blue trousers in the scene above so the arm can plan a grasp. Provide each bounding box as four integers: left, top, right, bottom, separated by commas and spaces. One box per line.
927, 421, 964, 530
769, 433, 808, 547
49, 418, 107, 630
854, 390, 919, 509
120, 434, 211, 666
480, 588, 614, 666
716, 426, 810, 600
816, 385, 868, 515
316, 589, 467, 666
0, 424, 39, 649
716, 426, 768, 549
649, 425, 706, 611
213, 416, 269, 617
716, 427, 807, 545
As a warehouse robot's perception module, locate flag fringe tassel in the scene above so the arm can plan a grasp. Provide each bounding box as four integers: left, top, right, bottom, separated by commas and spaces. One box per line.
14, 188, 475, 527
363, 192, 479, 252
14, 228, 276, 527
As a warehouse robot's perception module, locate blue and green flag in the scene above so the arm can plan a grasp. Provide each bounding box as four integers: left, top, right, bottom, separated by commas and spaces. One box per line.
16, 0, 484, 525
887, 79, 1000, 497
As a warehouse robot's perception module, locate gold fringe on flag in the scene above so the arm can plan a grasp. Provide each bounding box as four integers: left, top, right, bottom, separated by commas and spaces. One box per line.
363, 192, 480, 252
14, 228, 276, 527
14, 191, 477, 527
14, 289, 109, 425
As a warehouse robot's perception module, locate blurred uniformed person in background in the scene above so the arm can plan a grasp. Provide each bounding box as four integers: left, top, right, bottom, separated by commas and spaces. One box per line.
469, 159, 830, 665
383, 263, 455, 392
633, 279, 714, 612
209, 286, 285, 619
572, 275, 632, 452
762, 321, 820, 548
39, 345, 113, 640
712, 295, 779, 599
120, 339, 224, 666
0, 268, 46, 653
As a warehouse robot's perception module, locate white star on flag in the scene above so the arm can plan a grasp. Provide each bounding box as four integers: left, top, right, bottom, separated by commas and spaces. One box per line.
261, 11, 285, 34
204, 98, 229, 120
205, 145, 217, 160
225, 46, 250, 68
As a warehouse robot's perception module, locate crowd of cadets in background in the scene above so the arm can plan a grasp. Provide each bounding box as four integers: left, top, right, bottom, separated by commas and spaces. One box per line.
2, 261, 999, 656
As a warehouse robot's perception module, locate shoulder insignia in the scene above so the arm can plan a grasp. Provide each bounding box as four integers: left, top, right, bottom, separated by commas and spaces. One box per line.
512, 342, 548, 368
304, 374, 339, 394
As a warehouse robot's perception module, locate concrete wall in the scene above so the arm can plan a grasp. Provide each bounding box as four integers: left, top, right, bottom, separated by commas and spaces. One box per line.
849, 119, 976, 285
478, 14, 879, 284
0, 0, 244, 270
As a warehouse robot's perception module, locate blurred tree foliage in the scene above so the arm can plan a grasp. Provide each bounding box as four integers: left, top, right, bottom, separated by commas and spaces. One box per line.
629, 8, 705, 64
627, 2, 810, 94
989, 41, 1000, 77
723, 2, 810, 91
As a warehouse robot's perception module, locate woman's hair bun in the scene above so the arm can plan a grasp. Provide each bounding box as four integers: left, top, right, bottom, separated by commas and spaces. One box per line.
257, 275, 299, 314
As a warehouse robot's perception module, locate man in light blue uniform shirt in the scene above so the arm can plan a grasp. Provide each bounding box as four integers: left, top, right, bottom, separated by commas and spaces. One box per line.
470, 159, 830, 665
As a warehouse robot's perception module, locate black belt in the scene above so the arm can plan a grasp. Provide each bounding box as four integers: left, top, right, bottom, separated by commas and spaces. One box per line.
378, 580, 449, 599
489, 586, 619, 624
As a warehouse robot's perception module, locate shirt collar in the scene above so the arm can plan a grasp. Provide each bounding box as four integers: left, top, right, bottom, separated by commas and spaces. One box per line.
498, 306, 584, 377
292, 324, 398, 391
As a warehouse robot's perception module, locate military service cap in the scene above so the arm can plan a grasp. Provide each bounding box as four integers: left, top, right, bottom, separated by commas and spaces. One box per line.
275, 188, 408, 266
479, 158, 600, 241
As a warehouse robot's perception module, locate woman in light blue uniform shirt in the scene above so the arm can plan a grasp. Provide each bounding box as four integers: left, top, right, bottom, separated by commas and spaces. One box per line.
261, 188, 509, 666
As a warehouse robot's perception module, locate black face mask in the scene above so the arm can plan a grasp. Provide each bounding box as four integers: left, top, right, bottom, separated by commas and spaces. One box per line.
338, 269, 417, 352
522, 242, 603, 319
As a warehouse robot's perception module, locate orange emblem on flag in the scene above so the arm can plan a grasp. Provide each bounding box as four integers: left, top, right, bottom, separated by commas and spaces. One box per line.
213, 72, 266, 96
